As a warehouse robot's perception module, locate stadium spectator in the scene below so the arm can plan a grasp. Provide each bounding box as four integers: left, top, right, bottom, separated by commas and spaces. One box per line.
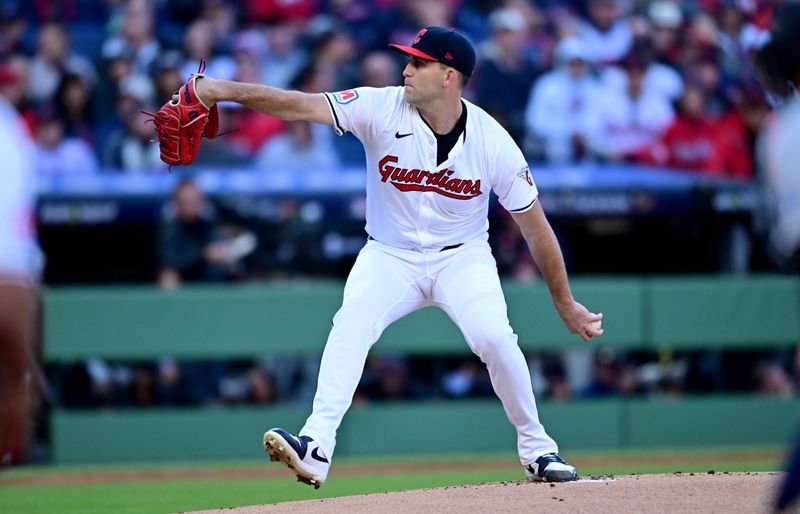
374, 0, 455, 53
580, 349, 642, 398
542, 359, 571, 402
258, 23, 306, 89
594, 55, 675, 162
714, 84, 768, 179
328, 50, 401, 164
153, 358, 183, 405
103, 0, 161, 76
27, 21, 96, 104
441, 360, 493, 399
94, 38, 136, 125
756, 361, 795, 398
218, 363, 251, 405
0, 0, 769, 181
33, 103, 98, 175
573, 0, 632, 66
0, 55, 33, 125
515, 2, 555, 71
82, 358, 120, 407
305, 16, 360, 91
101, 81, 164, 172
320, 0, 383, 52
684, 54, 729, 116
523, 37, 604, 162
674, 12, 723, 80
180, 19, 236, 81
360, 356, 423, 401
131, 362, 156, 406
256, 119, 340, 171
200, 0, 239, 50
221, 33, 286, 156
472, 6, 541, 144
649, 84, 729, 175
53, 73, 95, 146
600, 37, 683, 105
647, 0, 684, 66
157, 180, 228, 288
245, 366, 278, 405
361, 51, 401, 88
149, 50, 185, 107
214, 365, 277, 405
492, 210, 539, 282
254, 62, 340, 171
0, 7, 27, 56
716, 4, 757, 80
293, 56, 338, 92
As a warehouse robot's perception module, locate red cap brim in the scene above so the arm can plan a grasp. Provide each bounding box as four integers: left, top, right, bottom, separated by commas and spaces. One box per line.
388, 44, 438, 61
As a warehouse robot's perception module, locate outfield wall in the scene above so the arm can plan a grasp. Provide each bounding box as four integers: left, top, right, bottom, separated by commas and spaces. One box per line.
51, 397, 800, 463
45, 275, 800, 359
45, 275, 800, 463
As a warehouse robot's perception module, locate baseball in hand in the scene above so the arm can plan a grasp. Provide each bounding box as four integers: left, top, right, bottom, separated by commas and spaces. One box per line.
591, 320, 602, 331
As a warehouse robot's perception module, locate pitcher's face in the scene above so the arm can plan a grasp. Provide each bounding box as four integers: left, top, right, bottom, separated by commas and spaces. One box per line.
402, 56, 447, 106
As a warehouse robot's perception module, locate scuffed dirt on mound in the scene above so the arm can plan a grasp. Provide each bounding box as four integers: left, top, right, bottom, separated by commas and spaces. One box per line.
189, 472, 782, 514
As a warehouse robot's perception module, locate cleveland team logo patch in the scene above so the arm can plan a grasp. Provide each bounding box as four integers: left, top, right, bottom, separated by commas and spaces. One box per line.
333, 89, 359, 104
517, 166, 533, 186
378, 155, 481, 200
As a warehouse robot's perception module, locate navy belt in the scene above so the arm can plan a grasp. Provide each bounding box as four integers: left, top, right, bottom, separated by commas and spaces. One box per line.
439, 243, 464, 251
367, 236, 463, 252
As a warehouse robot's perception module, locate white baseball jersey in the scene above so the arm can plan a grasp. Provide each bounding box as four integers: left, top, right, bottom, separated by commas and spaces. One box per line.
302, 86, 560, 466
0, 97, 39, 283
323, 86, 538, 250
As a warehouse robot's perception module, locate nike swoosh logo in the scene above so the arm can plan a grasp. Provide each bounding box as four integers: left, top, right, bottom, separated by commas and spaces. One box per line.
395, 131, 413, 139
311, 447, 329, 463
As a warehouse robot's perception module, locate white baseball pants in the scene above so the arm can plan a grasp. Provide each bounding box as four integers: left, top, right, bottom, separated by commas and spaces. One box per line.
300, 238, 558, 465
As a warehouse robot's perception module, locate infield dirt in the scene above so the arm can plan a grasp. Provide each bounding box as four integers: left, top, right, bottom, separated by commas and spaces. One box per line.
191, 472, 782, 513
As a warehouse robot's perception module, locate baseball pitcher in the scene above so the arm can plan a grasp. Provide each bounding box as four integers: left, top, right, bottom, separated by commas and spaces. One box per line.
160, 27, 603, 487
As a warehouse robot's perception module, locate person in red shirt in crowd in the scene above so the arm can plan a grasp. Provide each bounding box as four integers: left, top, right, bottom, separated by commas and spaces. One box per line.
714, 84, 770, 179
650, 83, 749, 178
714, 106, 752, 178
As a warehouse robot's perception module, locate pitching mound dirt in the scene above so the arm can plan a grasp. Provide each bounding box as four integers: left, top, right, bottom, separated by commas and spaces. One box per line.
191, 472, 783, 514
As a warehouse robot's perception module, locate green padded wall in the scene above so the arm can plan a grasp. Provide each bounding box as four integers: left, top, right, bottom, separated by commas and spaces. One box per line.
44, 284, 343, 360
51, 397, 800, 464
44, 276, 800, 465
45, 276, 799, 360
649, 276, 800, 347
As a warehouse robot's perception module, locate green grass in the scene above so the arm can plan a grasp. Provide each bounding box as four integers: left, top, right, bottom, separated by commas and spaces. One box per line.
0, 447, 783, 514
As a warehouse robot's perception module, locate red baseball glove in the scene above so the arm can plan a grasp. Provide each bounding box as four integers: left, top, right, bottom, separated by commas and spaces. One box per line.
147, 59, 219, 168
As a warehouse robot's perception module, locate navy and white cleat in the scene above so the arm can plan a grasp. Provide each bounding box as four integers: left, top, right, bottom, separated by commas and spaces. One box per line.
525, 453, 578, 482
263, 428, 330, 489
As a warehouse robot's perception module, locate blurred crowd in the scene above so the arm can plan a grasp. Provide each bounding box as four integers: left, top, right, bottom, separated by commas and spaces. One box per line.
0, 0, 776, 177
4, 0, 795, 420
5, 1, 798, 466
46, 344, 800, 409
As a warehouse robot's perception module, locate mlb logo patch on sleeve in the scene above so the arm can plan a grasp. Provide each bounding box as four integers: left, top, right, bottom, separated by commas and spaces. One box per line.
333, 89, 359, 104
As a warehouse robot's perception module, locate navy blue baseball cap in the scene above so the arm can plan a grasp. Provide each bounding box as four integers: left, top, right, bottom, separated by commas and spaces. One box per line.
389, 26, 476, 77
